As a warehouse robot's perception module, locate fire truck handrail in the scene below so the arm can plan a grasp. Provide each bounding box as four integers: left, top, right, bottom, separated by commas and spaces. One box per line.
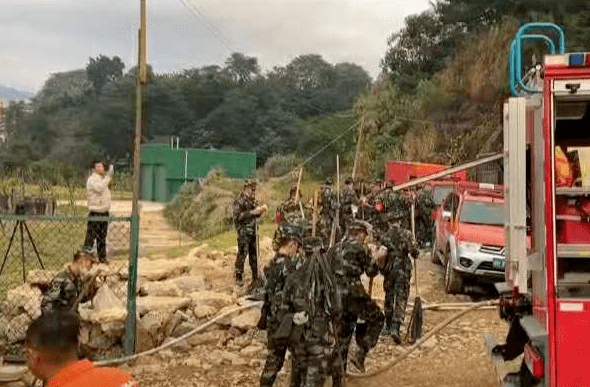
555, 187, 590, 196
510, 35, 555, 95
510, 23, 565, 96
557, 244, 590, 258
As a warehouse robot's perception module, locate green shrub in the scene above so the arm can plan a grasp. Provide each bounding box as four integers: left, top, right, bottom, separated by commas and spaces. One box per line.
259, 154, 304, 180
163, 169, 237, 240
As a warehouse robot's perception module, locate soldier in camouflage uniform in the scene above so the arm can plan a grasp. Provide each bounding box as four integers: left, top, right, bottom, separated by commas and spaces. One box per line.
318, 179, 336, 246
273, 187, 311, 252
258, 224, 304, 387
378, 220, 420, 343
41, 251, 97, 313
336, 177, 359, 243
415, 187, 437, 247
383, 190, 411, 231
329, 220, 385, 384
233, 181, 268, 286
281, 238, 341, 387
364, 179, 389, 237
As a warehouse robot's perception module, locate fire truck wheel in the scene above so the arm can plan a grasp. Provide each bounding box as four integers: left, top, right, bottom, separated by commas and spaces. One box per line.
444, 248, 463, 294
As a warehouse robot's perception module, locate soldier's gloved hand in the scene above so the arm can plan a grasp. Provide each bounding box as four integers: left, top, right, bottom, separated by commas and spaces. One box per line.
293, 311, 308, 326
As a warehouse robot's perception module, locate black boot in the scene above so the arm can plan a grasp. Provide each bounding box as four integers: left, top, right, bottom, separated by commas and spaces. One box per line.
350, 346, 366, 373
391, 322, 401, 344
382, 317, 392, 336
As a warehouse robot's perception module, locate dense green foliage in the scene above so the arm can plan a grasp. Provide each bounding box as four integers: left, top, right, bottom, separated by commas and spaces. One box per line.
0, 53, 370, 176
355, 1, 590, 179
382, 0, 590, 94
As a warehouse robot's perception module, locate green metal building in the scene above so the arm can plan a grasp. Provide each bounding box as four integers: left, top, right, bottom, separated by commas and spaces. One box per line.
140, 143, 256, 202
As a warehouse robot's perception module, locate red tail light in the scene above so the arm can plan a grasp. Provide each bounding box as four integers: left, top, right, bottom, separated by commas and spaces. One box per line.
524, 343, 544, 379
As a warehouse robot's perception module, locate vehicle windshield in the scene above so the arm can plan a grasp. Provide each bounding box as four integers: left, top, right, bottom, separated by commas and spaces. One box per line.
432, 186, 453, 205
459, 200, 504, 226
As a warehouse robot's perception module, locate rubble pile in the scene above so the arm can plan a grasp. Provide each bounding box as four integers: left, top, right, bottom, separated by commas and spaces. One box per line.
0, 244, 267, 359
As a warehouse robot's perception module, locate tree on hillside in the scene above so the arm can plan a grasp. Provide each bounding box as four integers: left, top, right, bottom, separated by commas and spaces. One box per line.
282, 54, 334, 90
224, 53, 260, 86
33, 70, 92, 111
86, 55, 125, 97
381, 10, 462, 94
293, 114, 356, 177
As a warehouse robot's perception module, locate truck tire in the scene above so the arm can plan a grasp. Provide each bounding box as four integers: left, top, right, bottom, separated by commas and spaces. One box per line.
431, 229, 439, 264
444, 247, 463, 294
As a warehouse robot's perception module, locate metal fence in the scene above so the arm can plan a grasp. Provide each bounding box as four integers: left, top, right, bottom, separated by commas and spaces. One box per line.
0, 213, 139, 361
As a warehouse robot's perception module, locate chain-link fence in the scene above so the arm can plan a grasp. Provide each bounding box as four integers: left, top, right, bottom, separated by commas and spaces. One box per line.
0, 213, 138, 361
0, 170, 132, 216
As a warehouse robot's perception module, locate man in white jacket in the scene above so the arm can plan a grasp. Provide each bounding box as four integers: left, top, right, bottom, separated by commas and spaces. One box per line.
83, 160, 113, 263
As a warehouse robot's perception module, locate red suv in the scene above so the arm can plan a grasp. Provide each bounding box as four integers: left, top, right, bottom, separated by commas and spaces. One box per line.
431, 184, 506, 294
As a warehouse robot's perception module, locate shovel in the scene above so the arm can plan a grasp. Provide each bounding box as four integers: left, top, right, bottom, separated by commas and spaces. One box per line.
405, 198, 423, 343
404, 259, 423, 343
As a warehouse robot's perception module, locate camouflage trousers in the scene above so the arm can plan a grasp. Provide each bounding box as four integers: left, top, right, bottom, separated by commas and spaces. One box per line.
382, 256, 412, 327
236, 230, 258, 281
260, 338, 288, 387
290, 336, 333, 387
332, 290, 384, 386
416, 219, 433, 247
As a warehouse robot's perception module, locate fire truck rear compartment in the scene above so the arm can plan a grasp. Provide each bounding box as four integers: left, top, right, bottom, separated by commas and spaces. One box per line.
554, 99, 590, 298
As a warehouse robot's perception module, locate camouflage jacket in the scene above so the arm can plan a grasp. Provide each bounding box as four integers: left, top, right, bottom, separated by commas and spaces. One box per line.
261, 253, 303, 332
276, 198, 311, 226
319, 186, 336, 217
233, 193, 260, 235
340, 185, 358, 215
379, 225, 419, 272
41, 269, 82, 313
416, 190, 437, 221
384, 192, 411, 230
329, 238, 379, 282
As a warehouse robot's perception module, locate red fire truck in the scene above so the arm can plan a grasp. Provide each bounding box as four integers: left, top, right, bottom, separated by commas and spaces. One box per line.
385, 160, 468, 185
486, 23, 590, 387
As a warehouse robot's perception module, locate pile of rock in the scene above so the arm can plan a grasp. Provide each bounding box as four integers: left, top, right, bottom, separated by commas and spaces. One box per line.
0, 361, 34, 387
0, 244, 264, 359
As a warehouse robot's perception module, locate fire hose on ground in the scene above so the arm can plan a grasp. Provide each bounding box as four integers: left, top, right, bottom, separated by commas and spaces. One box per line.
95, 299, 497, 371
94, 301, 263, 366
347, 299, 498, 379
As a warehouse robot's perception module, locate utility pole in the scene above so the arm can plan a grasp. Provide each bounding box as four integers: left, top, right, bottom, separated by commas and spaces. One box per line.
134, 0, 147, 217
125, 0, 147, 356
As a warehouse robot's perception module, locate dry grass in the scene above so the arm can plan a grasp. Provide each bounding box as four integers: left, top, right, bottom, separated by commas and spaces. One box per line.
440, 22, 517, 101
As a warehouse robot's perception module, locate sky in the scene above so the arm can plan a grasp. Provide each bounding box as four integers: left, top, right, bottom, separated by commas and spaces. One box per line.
0, 0, 431, 93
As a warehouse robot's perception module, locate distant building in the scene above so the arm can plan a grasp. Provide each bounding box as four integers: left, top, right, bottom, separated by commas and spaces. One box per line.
0, 98, 8, 144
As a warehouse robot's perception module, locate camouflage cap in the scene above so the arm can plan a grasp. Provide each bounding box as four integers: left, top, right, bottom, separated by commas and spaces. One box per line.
244, 179, 257, 189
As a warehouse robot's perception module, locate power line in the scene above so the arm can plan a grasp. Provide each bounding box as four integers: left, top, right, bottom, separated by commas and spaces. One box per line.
185, 0, 234, 49
279, 120, 360, 179
176, 0, 234, 52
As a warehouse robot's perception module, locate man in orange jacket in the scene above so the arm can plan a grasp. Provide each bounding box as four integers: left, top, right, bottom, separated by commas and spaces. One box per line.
26, 310, 138, 387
